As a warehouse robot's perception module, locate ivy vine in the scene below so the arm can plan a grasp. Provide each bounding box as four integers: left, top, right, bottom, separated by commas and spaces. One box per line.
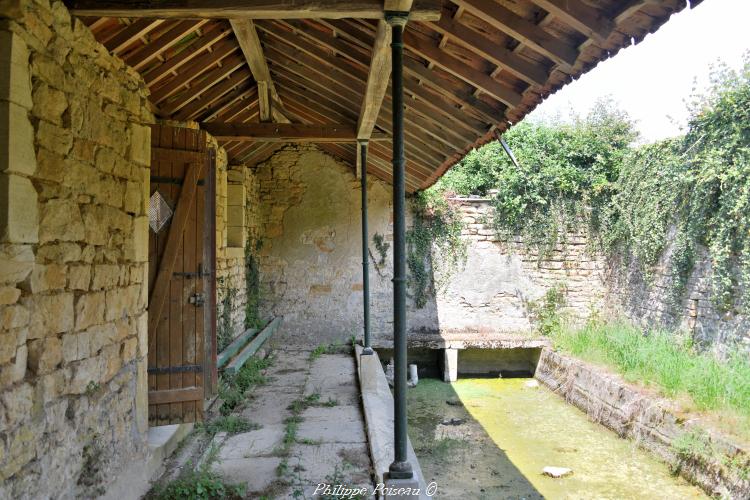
244, 237, 263, 330
217, 277, 238, 353
407, 190, 467, 308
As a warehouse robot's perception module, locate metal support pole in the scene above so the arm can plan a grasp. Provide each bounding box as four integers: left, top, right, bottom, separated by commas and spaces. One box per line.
360, 140, 374, 355
386, 12, 413, 480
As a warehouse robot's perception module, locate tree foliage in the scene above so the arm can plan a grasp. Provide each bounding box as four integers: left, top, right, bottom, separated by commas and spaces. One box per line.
438, 98, 636, 252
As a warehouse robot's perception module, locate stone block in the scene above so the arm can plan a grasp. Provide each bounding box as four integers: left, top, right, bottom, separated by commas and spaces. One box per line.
25, 292, 74, 337
39, 198, 84, 243
87, 323, 117, 354
75, 291, 105, 331
132, 216, 148, 263
68, 356, 104, 394
0, 303, 28, 329
22, 263, 66, 293
443, 348, 458, 383
61, 332, 79, 363
0, 285, 20, 305
0, 243, 34, 284
31, 82, 67, 124
0, 329, 18, 363
27, 336, 62, 374
135, 357, 148, 434
0, 30, 31, 109
36, 241, 81, 263
129, 123, 151, 167
0, 173, 38, 243
0, 344, 25, 387
67, 264, 90, 290
136, 311, 147, 357
0, 101, 37, 176
91, 264, 119, 290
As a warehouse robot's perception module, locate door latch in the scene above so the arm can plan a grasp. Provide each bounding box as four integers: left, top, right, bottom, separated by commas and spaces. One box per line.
188, 292, 206, 306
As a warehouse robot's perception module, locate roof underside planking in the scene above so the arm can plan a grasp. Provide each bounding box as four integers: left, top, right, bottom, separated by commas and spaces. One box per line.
72, 0, 699, 193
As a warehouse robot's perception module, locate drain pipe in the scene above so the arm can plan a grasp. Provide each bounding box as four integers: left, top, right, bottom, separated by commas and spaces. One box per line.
359, 140, 373, 355
386, 11, 413, 483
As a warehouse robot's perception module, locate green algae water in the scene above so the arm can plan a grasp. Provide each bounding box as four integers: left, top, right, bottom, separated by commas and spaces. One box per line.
408, 378, 706, 499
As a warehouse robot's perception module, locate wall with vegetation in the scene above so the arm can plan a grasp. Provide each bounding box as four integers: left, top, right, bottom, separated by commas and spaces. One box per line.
432, 59, 750, 354
0, 1, 153, 497
434, 198, 606, 335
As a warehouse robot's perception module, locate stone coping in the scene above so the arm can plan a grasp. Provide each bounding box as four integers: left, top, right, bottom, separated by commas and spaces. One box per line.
371, 333, 551, 350
354, 345, 431, 499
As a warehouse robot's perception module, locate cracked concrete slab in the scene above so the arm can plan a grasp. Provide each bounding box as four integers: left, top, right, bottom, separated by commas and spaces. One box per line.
218, 424, 285, 459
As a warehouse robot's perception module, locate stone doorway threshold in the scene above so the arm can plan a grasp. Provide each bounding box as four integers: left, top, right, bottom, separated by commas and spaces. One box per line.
102, 423, 194, 500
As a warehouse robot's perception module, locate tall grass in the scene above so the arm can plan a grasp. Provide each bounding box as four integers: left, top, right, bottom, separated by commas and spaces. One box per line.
552, 320, 750, 418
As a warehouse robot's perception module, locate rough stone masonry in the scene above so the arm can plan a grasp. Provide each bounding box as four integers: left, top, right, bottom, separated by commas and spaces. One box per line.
0, 1, 152, 497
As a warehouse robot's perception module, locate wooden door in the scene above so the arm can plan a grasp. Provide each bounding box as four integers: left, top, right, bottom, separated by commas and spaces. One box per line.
147, 125, 216, 425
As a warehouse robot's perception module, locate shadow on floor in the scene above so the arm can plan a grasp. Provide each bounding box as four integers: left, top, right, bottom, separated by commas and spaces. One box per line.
407, 378, 542, 500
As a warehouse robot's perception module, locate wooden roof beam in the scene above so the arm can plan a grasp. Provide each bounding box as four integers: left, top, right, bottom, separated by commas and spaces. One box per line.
68, 0, 441, 20
201, 123, 390, 142
357, 20, 391, 141
530, 0, 614, 45
450, 0, 578, 69
229, 19, 290, 123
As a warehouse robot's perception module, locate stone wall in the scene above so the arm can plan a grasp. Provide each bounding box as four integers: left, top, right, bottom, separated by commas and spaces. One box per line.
434, 198, 749, 352
0, 1, 152, 497
434, 198, 607, 335
253, 145, 437, 345
605, 234, 750, 354
215, 154, 262, 350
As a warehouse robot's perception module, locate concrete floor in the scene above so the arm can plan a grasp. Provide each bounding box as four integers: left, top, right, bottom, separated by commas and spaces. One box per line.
211, 349, 374, 498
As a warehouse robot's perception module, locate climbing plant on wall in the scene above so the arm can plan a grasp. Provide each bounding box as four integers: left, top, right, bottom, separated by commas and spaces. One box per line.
244, 237, 263, 330
407, 190, 467, 308
217, 277, 238, 353
603, 58, 750, 311
434, 54, 750, 313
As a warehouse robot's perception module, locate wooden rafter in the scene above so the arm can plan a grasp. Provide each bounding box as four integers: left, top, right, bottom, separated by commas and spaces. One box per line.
229, 19, 291, 123
68, 0, 441, 20
404, 31, 523, 108
142, 23, 232, 86
126, 20, 207, 71
429, 17, 548, 87
201, 123, 390, 142
450, 0, 579, 69
530, 0, 613, 45
104, 18, 163, 54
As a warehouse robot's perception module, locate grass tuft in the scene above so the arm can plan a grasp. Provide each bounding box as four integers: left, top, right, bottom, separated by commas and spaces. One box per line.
198, 415, 260, 437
